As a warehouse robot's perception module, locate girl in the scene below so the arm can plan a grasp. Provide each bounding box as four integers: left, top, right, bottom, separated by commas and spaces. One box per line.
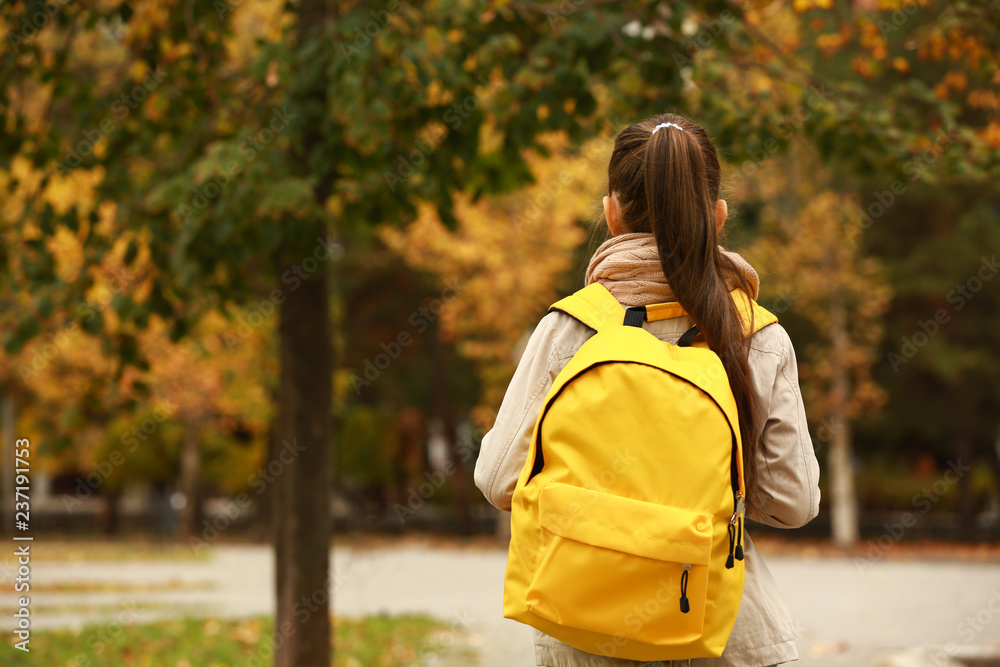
474, 113, 821, 667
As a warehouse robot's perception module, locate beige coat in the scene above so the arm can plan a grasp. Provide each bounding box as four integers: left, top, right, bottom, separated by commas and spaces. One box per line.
474, 300, 821, 667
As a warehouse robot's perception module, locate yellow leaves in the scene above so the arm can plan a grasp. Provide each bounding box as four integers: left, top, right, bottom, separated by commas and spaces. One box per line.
980, 122, 1000, 151
203, 618, 222, 636
95, 199, 118, 237
129, 60, 149, 83
0, 156, 43, 228
793, 0, 833, 13
967, 88, 1000, 111
159, 37, 194, 65
128, 0, 171, 43
45, 166, 104, 217
223, 0, 287, 67
856, 17, 887, 60
851, 55, 876, 78
891, 56, 910, 72
943, 71, 967, 92
229, 618, 264, 646
876, 0, 928, 9
382, 133, 606, 416
868, 40, 888, 61
918, 32, 947, 62
934, 71, 968, 100
424, 80, 451, 107
45, 226, 84, 283
816, 32, 849, 58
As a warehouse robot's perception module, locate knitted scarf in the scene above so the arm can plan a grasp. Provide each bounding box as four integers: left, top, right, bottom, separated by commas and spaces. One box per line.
584, 232, 760, 307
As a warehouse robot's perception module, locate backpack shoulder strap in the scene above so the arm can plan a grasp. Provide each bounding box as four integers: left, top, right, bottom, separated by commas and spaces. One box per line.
645, 289, 778, 342
548, 283, 624, 333
732, 290, 778, 336
550, 284, 777, 337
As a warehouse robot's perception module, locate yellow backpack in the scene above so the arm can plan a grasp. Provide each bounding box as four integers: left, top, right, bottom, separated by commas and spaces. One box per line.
503, 283, 777, 661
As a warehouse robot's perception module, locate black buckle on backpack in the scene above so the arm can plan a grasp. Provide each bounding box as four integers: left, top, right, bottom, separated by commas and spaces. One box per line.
677, 325, 701, 347
623, 306, 647, 328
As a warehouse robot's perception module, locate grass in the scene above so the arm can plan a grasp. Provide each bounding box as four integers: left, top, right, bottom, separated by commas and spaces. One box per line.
29, 540, 212, 562
0, 600, 186, 616
0, 613, 473, 666
24, 579, 216, 594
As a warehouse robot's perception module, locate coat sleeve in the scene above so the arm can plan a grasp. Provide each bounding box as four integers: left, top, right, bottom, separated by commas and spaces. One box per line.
748, 324, 822, 529
474, 312, 575, 511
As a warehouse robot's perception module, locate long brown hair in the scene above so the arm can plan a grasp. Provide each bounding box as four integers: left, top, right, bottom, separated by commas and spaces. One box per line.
607, 113, 761, 514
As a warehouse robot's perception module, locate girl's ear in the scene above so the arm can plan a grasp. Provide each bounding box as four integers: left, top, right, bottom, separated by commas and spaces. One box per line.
604, 194, 624, 236
715, 199, 728, 234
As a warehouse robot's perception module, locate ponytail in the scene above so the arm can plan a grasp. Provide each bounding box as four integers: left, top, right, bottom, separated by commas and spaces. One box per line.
607, 114, 762, 516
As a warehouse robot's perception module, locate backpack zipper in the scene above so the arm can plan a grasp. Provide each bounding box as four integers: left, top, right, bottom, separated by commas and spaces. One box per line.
726, 493, 746, 569
679, 563, 691, 613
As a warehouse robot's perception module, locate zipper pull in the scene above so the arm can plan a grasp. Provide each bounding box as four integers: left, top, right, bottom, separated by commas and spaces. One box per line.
679, 563, 691, 614
735, 515, 745, 561
734, 493, 745, 561
726, 516, 737, 569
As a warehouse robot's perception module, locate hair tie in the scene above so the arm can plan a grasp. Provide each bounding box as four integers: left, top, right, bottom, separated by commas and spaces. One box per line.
651, 122, 685, 135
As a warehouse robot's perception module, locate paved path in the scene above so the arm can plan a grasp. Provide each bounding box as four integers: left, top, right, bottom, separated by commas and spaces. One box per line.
3, 542, 999, 666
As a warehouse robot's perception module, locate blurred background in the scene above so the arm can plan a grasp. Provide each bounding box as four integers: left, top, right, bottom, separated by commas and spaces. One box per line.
0, 0, 999, 665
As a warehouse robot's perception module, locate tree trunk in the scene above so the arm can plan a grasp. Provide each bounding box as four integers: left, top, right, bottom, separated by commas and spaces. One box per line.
1, 391, 14, 536
273, 3, 335, 665
828, 288, 859, 548
105, 491, 122, 536
955, 433, 975, 540
273, 238, 333, 667
250, 415, 278, 541
178, 419, 200, 541
430, 326, 470, 534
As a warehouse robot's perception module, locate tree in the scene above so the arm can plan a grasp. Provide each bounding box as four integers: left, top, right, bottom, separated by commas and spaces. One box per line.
746, 151, 890, 548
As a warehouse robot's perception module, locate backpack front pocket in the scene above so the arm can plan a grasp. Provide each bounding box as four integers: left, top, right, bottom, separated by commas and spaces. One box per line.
525, 482, 714, 647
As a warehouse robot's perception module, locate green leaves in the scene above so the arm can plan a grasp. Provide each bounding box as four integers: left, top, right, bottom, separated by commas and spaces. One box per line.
4, 315, 40, 355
